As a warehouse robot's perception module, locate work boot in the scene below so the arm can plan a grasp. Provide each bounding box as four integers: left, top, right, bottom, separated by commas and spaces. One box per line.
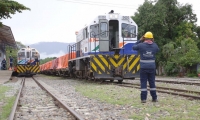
152, 99, 158, 102
141, 100, 146, 103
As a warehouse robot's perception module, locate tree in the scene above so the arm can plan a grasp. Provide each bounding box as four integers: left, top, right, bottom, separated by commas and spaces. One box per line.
132, 0, 200, 75
163, 38, 200, 75
5, 41, 26, 68
40, 57, 56, 65
0, 0, 30, 26
16, 41, 26, 49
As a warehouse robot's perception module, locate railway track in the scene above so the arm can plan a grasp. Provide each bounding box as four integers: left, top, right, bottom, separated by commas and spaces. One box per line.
8, 76, 84, 120
155, 79, 200, 86
116, 82, 200, 100
135, 78, 200, 86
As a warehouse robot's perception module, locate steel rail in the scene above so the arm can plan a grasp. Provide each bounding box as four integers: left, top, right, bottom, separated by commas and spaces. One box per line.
125, 83, 200, 95
117, 83, 200, 99
134, 78, 200, 85
155, 80, 200, 86
8, 77, 25, 120
32, 77, 84, 120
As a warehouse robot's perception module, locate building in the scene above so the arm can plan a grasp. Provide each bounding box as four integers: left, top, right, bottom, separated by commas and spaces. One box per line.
0, 25, 17, 69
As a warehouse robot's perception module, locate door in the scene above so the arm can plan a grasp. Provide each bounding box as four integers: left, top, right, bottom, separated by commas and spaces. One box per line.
99, 19, 109, 52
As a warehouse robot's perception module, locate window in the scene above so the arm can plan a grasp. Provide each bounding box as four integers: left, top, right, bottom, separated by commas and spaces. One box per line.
27, 52, 30, 58
121, 23, 136, 38
83, 28, 88, 39
32, 52, 36, 57
100, 22, 108, 38
18, 52, 25, 57
90, 24, 99, 38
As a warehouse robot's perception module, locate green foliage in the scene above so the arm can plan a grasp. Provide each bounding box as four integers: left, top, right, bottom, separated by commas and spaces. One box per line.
163, 39, 200, 74
16, 41, 26, 49
164, 61, 178, 76
132, 0, 200, 76
0, 0, 30, 26
40, 57, 56, 64
5, 46, 17, 68
196, 26, 200, 39
197, 68, 200, 74
186, 72, 197, 77
1, 96, 15, 120
5, 41, 26, 68
0, 85, 15, 120
0, 85, 10, 99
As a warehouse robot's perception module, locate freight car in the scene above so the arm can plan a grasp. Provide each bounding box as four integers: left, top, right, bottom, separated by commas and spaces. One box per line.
40, 10, 140, 82
17, 46, 40, 76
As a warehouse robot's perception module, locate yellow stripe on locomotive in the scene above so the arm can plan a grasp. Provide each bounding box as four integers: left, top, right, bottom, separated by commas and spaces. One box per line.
17, 46, 40, 76
90, 54, 140, 80
17, 65, 40, 74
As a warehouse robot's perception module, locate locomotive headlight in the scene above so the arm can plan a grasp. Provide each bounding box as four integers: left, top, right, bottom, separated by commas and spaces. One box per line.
109, 14, 118, 19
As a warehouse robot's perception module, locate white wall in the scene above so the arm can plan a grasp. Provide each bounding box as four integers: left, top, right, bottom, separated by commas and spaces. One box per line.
0, 50, 5, 69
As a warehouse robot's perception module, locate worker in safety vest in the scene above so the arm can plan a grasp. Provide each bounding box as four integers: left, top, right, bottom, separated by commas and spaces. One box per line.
132, 31, 159, 103
34, 52, 39, 65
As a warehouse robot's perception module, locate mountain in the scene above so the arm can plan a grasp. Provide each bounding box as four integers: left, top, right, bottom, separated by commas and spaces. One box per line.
27, 42, 74, 59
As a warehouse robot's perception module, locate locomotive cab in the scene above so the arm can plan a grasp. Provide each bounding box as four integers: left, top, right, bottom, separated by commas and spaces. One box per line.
98, 17, 119, 52
17, 46, 40, 76
98, 12, 136, 53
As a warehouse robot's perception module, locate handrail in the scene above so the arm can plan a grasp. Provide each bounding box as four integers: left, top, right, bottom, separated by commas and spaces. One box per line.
68, 31, 138, 58
122, 32, 138, 55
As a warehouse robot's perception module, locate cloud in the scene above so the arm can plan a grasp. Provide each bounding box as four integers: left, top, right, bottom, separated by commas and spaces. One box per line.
40, 50, 65, 59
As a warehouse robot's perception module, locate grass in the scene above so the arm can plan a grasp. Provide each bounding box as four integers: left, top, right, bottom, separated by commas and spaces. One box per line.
76, 83, 136, 105
0, 85, 16, 120
75, 81, 200, 120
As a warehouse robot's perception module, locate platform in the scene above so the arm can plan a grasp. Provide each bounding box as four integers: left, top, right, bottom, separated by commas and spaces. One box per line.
0, 70, 12, 84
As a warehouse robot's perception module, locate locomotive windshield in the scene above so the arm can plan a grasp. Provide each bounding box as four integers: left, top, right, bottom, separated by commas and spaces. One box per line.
18, 52, 25, 57
32, 52, 36, 57
26, 52, 30, 58
121, 23, 136, 38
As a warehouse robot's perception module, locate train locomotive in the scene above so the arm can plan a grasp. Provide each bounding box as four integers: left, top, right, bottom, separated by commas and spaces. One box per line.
40, 10, 140, 82
17, 46, 40, 76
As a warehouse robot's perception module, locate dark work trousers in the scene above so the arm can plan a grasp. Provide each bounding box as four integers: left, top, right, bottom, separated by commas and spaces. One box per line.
140, 68, 157, 100
10, 63, 13, 68
2, 64, 6, 70
33, 58, 39, 65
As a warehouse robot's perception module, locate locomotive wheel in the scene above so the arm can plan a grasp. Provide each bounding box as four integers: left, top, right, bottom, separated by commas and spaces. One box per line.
118, 80, 123, 84
100, 79, 105, 83
89, 72, 95, 81
110, 80, 114, 82
94, 78, 98, 82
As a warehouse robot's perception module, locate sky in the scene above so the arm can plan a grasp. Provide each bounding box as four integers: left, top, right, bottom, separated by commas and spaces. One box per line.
1, 0, 200, 45
1, 0, 200, 59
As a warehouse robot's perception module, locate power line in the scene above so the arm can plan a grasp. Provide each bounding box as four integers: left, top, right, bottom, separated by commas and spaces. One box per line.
57, 0, 139, 9
59, 0, 138, 7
